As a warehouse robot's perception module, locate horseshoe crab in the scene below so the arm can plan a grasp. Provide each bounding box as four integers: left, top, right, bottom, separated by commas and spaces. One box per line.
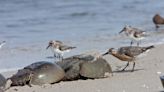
57, 55, 90, 80
80, 58, 112, 79
57, 51, 112, 80
0, 74, 6, 91
9, 61, 65, 86
160, 75, 164, 88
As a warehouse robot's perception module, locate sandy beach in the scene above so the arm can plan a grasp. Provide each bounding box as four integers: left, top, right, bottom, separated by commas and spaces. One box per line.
1, 44, 164, 92
1, 0, 164, 92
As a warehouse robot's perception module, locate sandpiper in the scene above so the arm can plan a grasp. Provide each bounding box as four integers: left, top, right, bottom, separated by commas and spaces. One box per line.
0, 41, 6, 49
46, 40, 76, 60
102, 45, 154, 72
153, 14, 164, 29
119, 25, 146, 46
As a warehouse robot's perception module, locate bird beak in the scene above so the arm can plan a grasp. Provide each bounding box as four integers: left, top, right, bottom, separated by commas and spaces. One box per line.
102, 52, 109, 56
119, 29, 124, 34
46, 45, 50, 49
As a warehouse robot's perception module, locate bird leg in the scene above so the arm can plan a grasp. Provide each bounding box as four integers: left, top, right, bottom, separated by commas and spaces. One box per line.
60, 53, 64, 61
54, 53, 57, 58
131, 62, 135, 72
130, 41, 133, 46
60, 55, 64, 61
59, 54, 62, 60
61, 56, 64, 61
156, 24, 159, 29
57, 53, 63, 61
137, 41, 140, 46
57, 53, 60, 59
155, 24, 159, 31
121, 62, 129, 71
54, 53, 61, 60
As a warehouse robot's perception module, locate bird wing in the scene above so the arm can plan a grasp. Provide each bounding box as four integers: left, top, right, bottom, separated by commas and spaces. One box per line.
133, 31, 146, 38
59, 45, 76, 51
118, 47, 134, 57
113, 51, 134, 61
55, 40, 63, 44
118, 46, 143, 57
120, 53, 134, 61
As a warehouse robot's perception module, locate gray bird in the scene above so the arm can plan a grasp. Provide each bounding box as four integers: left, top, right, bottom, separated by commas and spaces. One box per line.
46, 40, 76, 60
119, 25, 146, 46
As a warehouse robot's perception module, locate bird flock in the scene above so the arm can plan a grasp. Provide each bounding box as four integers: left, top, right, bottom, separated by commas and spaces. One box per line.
0, 13, 163, 92
45, 14, 164, 72
0, 14, 164, 73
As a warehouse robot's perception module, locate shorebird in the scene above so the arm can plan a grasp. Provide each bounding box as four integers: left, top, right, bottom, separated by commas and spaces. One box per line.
153, 14, 164, 29
119, 25, 146, 46
46, 40, 76, 60
0, 41, 6, 49
102, 45, 154, 72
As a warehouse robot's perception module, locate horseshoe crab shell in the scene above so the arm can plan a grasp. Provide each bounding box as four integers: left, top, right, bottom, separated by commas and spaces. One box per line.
9, 61, 65, 86
57, 56, 86, 80
57, 51, 112, 80
57, 54, 99, 80
29, 62, 65, 85
160, 75, 164, 88
80, 58, 112, 78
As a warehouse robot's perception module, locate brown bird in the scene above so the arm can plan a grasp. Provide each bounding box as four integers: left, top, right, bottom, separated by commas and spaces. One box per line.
153, 14, 164, 29
102, 45, 154, 72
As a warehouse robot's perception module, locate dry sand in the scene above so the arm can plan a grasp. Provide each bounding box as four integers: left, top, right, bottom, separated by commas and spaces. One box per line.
1, 44, 164, 92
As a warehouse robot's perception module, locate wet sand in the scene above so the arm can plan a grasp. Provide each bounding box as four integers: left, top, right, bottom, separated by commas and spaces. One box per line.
2, 44, 164, 92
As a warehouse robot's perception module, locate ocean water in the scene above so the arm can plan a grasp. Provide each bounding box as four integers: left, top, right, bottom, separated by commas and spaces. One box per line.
0, 0, 164, 72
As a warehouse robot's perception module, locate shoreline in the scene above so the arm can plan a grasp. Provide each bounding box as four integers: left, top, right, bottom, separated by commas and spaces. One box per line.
0, 31, 164, 72
0, 41, 163, 73
1, 44, 164, 92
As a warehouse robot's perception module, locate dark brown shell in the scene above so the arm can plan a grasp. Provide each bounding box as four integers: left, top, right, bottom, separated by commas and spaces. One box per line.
10, 69, 33, 86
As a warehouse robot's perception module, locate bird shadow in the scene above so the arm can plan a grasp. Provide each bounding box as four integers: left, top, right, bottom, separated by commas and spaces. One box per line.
159, 91, 164, 92
113, 69, 144, 73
